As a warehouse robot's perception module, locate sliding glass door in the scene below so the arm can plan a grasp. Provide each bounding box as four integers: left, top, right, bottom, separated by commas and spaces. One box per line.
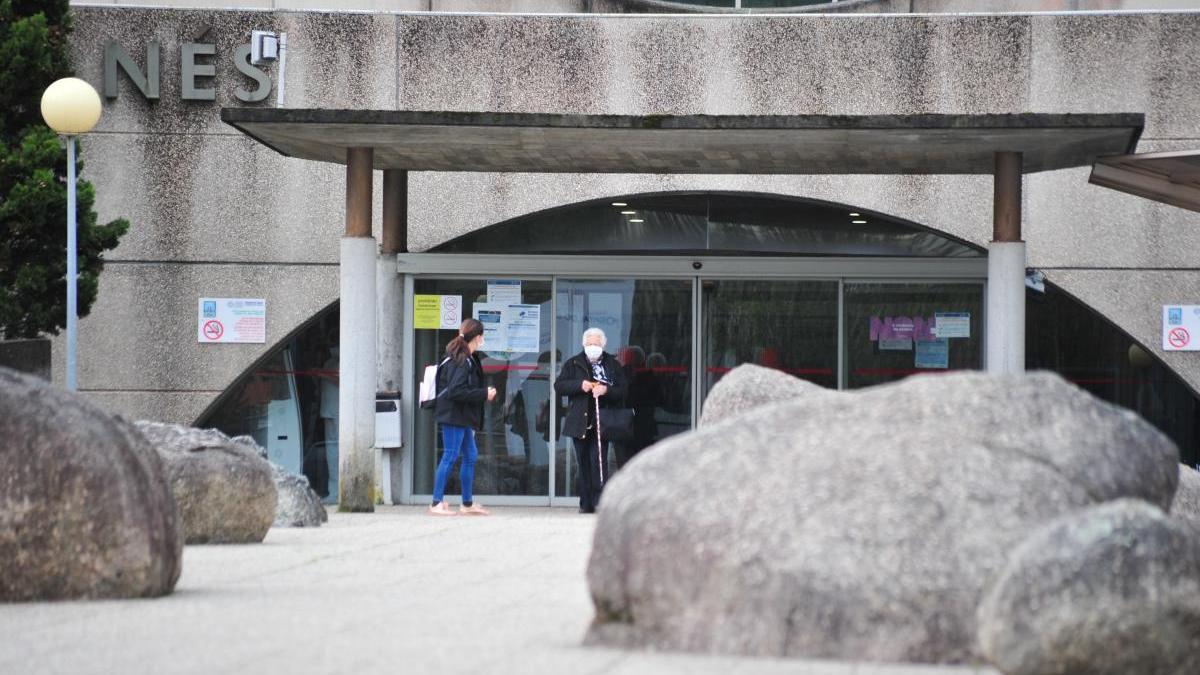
701, 279, 840, 404
404, 266, 985, 505
411, 278, 553, 501
553, 278, 694, 504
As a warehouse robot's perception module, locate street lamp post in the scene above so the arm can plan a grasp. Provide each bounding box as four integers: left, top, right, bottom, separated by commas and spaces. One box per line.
40, 78, 102, 392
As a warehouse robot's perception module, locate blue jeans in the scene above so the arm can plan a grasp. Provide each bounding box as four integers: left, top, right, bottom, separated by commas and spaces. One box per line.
433, 424, 478, 506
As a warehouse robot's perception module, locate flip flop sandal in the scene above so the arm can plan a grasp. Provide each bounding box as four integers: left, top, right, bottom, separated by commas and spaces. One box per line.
459, 503, 491, 516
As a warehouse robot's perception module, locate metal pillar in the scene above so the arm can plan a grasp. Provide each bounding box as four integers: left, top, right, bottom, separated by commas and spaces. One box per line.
378, 169, 407, 393
986, 151, 1026, 375
339, 147, 376, 512
376, 169, 407, 505
65, 136, 78, 391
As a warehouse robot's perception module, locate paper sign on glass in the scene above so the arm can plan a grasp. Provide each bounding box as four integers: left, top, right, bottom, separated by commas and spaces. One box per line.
915, 338, 950, 369
413, 295, 441, 329
438, 295, 462, 330
487, 279, 522, 305
473, 303, 508, 349
934, 312, 971, 339
505, 304, 540, 353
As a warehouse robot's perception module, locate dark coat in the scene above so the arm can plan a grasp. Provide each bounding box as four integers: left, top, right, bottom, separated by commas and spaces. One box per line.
554, 351, 628, 440
435, 353, 488, 430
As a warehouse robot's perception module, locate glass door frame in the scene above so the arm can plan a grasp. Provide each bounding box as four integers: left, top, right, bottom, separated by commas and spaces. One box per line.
396, 254, 988, 506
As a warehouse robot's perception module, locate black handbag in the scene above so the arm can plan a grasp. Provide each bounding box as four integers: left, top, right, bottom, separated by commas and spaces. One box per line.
598, 407, 635, 442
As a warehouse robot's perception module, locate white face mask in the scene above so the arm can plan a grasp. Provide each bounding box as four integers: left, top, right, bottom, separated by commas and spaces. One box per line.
584, 345, 603, 361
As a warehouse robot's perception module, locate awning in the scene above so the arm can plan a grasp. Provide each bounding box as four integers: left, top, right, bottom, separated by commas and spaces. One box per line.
220, 109, 1143, 175
1089, 150, 1200, 213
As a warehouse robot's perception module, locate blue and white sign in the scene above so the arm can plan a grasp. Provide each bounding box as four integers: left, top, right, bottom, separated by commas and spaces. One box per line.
915, 338, 950, 369
487, 279, 522, 305
933, 312, 971, 339
1163, 305, 1200, 351
198, 298, 266, 344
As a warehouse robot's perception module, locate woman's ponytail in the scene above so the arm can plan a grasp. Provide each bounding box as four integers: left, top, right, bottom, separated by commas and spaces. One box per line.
446, 318, 484, 364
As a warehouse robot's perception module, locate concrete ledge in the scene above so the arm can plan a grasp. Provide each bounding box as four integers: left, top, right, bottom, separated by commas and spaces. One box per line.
221, 108, 1144, 174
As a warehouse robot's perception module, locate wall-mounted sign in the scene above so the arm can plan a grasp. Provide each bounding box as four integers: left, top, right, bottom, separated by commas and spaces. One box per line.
104, 41, 272, 103
198, 298, 266, 344
414, 295, 462, 330
1163, 305, 1200, 351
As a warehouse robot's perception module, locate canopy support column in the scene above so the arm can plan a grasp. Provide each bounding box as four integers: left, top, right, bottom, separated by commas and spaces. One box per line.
376, 169, 407, 504
987, 151, 1025, 375
339, 146, 376, 512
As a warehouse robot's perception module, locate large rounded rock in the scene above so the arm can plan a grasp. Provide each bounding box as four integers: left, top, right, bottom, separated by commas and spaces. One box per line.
586, 371, 1179, 663
135, 422, 277, 544
228, 435, 327, 528
1173, 464, 1200, 534
977, 499, 1200, 675
699, 363, 835, 427
0, 367, 182, 601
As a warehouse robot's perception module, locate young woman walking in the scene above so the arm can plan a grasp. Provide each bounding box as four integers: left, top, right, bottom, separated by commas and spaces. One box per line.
430, 318, 497, 516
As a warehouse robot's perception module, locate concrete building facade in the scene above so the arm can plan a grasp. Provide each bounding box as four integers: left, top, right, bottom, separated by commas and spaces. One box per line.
61, 0, 1200, 504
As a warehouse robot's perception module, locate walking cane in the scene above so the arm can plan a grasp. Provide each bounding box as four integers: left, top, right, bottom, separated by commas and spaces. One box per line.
594, 392, 606, 486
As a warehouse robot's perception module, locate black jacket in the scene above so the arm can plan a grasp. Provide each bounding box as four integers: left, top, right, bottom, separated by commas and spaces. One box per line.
554, 351, 628, 439
435, 353, 488, 430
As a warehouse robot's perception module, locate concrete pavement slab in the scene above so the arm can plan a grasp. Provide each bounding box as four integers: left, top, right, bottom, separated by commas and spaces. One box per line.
0, 507, 999, 674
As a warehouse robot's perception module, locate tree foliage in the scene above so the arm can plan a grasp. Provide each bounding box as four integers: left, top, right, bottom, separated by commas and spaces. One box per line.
0, 0, 129, 339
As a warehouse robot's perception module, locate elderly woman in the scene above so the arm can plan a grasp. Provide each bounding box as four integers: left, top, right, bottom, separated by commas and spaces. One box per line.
554, 327, 628, 513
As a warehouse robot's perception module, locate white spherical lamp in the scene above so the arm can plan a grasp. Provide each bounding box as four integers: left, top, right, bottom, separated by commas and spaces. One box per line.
40, 77, 102, 135
1128, 343, 1155, 369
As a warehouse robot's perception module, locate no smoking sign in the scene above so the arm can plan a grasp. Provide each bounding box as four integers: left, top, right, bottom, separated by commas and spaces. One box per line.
1163, 305, 1200, 352
203, 320, 224, 341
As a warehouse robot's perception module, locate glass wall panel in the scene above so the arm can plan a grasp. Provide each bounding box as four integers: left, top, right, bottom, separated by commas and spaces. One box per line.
1028, 283, 1200, 467
412, 279, 553, 498
701, 280, 839, 406
554, 279, 693, 497
844, 282, 984, 389
434, 193, 981, 258
201, 305, 340, 503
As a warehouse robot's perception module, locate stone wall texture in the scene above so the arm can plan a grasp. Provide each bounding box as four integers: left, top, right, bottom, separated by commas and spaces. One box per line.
66, 6, 1200, 424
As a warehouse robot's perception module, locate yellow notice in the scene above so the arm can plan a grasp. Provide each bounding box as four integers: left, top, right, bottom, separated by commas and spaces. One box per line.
413, 295, 441, 329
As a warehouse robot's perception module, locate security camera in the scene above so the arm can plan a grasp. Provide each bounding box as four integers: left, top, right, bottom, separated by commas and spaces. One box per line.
692, 261, 703, 270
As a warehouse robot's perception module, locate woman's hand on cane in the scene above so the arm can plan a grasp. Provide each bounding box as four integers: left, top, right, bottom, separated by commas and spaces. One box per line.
592, 383, 608, 398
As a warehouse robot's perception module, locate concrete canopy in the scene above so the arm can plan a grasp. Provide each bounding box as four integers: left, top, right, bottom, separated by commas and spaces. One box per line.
220, 109, 1143, 175
1090, 150, 1200, 214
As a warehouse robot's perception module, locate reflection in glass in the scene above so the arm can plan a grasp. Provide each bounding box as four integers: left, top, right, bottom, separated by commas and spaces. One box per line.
844, 283, 984, 389
1028, 282, 1199, 467
555, 279, 693, 496
412, 279, 553, 498
434, 193, 981, 258
702, 280, 839, 404
200, 305, 340, 502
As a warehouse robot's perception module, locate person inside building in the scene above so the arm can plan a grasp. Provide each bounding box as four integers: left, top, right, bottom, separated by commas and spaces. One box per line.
615, 345, 660, 469
554, 327, 628, 513
319, 342, 339, 504
430, 318, 497, 516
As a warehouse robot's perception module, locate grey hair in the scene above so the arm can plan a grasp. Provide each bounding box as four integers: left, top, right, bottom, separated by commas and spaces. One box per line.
582, 327, 607, 347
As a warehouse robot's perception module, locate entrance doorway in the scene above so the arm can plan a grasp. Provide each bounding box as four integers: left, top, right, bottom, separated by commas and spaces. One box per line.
401, 258, 986, 506
399, 192, 989, 505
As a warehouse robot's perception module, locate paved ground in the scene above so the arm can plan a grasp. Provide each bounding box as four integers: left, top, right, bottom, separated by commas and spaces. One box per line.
0, 507, 1000, 674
